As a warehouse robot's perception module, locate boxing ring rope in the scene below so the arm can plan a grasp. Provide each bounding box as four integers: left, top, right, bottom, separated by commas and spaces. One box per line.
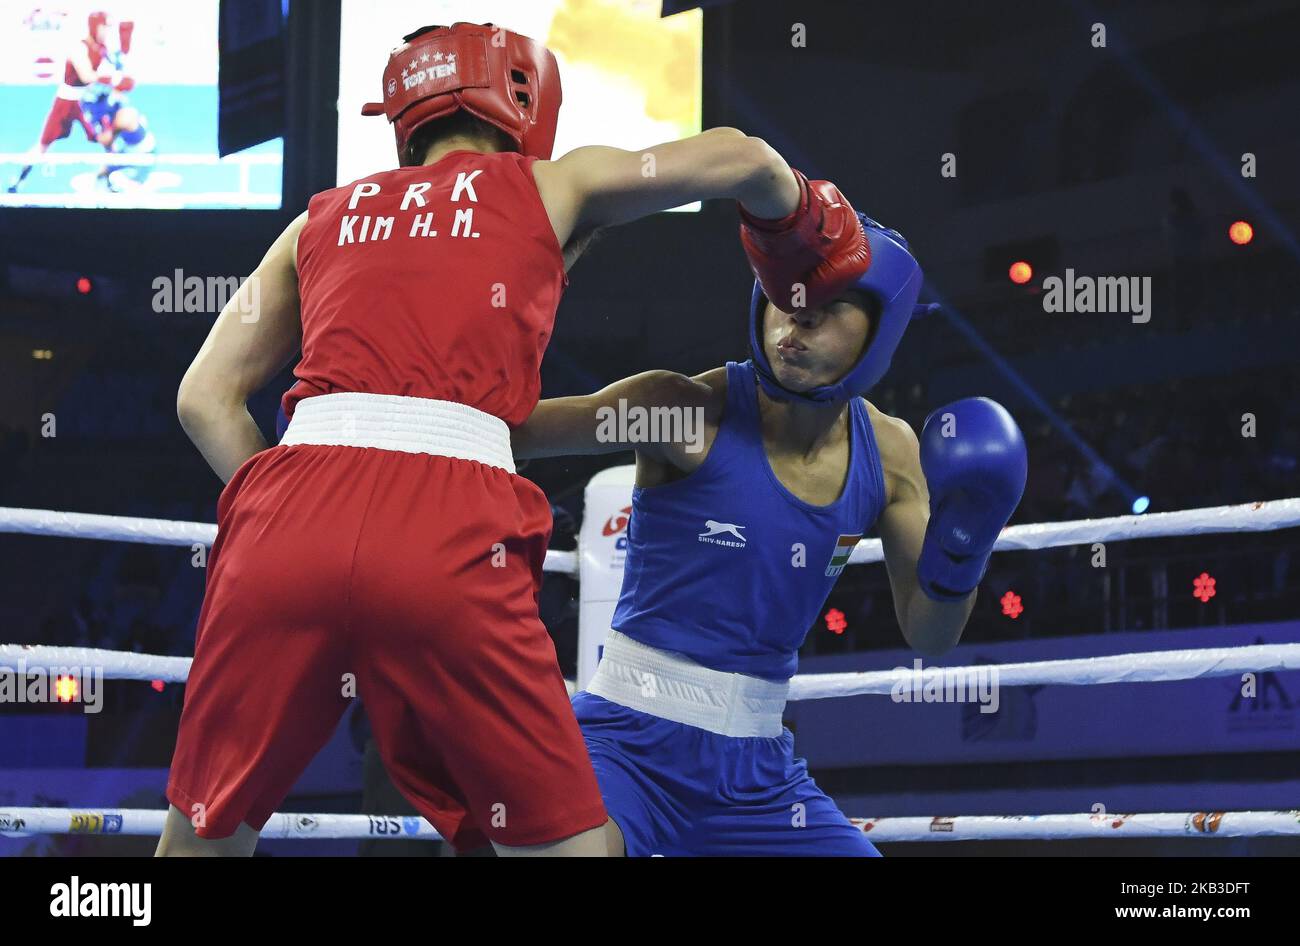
786, 643, 1300, 700
4, 642, 1299, 695
3, 496, 1299, 577
1, 808, 1297, 842
851, 497, 1300, 564
0, 506, 578, 575
3, 497, 1298, 845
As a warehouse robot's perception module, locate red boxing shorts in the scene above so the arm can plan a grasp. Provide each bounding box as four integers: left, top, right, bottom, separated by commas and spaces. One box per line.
41, 96, 95, 147
166, 394, 606, 849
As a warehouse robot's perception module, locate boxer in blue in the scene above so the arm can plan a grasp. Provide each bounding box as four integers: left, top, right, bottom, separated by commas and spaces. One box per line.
514, 196, 1028, 856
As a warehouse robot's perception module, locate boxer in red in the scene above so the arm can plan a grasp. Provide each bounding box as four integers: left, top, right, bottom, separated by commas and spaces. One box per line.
7, 11, 132, 193
157, 21, 863, 856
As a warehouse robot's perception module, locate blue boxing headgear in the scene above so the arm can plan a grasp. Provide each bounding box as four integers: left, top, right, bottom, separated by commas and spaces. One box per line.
748, 213, 923, 403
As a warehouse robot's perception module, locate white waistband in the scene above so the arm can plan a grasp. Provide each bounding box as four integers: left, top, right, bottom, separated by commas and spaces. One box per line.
281, 392, 515, 473
586, 631, 789, 738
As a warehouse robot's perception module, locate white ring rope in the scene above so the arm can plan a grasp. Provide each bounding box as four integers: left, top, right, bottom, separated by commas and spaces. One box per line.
0, 645, 191, 683
0, 506, 216, 547
3, 497, 1299, 578
0, 506, 578, 576
3, 642, 1297, 695
787, 643, 1300, 701
2, 808, 1296, 841
848, 497, 1300, 565
850, 811, 1300, 841
0, 809, 443, 841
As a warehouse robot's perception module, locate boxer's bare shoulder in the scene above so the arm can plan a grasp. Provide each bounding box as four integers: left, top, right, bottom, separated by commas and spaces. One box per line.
863, 400, 924, 507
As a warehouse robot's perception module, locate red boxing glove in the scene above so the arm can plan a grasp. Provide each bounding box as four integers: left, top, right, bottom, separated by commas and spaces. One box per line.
119, 21, 135, 54
114, 75, 135, 93
739, 170, 871, 312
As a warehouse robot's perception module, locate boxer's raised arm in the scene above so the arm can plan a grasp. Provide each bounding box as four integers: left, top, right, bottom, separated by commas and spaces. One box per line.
176, 211, 306, 482
531, 128, 801, 248
872, 405, 975, 656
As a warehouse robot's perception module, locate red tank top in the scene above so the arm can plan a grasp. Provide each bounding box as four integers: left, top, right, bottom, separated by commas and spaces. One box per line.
288, 151, 567, 427
65, 39, 106, 85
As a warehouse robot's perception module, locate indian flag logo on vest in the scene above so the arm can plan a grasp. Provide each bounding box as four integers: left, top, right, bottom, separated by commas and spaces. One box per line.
825, 533, 863, 577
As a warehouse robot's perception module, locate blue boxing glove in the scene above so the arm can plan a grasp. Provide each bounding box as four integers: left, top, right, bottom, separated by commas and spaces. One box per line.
917, 398, 1027, 601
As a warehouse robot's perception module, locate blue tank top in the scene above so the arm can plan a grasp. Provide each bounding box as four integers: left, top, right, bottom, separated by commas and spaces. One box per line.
610, 361, 887, 680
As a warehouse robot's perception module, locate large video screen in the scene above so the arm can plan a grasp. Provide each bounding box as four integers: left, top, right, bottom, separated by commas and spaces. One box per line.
337, 0, 702, 209
0, 2, 283, 209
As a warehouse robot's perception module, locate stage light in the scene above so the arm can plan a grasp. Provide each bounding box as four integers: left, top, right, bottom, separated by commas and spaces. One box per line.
1193, 572, 1216, 603
824, 608, 847, 635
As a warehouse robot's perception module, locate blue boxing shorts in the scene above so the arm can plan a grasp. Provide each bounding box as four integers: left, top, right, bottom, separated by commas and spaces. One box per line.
572, 687, 879, 857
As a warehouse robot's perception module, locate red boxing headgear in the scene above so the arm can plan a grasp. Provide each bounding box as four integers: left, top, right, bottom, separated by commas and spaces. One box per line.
88, 10, 110, 42
361, 22, 561, 165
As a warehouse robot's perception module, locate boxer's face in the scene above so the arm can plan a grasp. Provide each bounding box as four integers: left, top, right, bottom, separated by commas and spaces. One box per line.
761, 290, 874, 394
